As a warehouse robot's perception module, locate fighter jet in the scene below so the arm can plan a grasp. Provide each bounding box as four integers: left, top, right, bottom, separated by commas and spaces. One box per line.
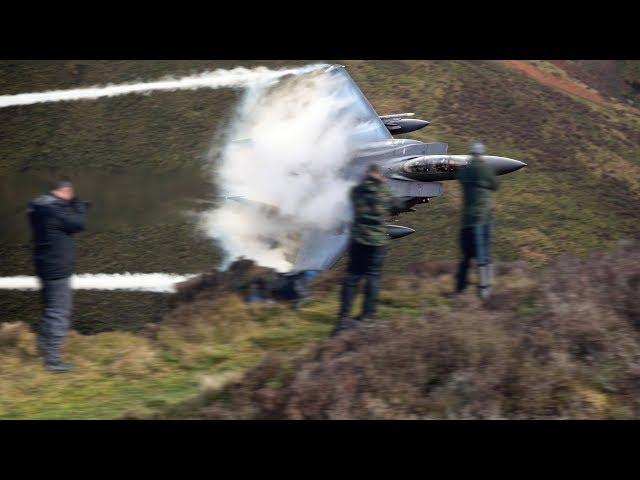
224, 64, 525, 279
287, 64, 526, 273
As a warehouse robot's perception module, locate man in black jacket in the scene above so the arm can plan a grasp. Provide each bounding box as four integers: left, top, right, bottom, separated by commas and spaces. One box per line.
28, 178, 88, 372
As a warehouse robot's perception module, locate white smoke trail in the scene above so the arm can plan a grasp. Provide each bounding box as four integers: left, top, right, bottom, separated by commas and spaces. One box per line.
200, 67, 374, 272
0, 64, 327, 109
0, 273, 197, 293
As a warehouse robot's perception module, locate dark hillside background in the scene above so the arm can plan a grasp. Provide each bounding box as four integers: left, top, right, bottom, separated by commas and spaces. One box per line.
1, 60, 638, 332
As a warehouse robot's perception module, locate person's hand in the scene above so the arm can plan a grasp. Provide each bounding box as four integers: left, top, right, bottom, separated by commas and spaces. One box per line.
71, 198, 90, 213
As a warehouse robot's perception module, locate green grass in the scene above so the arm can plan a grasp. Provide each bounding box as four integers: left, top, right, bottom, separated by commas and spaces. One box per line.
3, 374, 196, 419
0, 272, 460, 419
0, 246, 638, 419
0, 289, 325, 418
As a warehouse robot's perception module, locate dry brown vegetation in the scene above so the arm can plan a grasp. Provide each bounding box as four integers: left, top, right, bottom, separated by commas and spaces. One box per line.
3, 242, 639, 419
168, 241, 640, 419
503, 60, 606, 104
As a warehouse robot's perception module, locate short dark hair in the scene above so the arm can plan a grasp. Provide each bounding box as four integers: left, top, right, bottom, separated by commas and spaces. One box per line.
51, 177, 73, 191
366, 163, 381, 174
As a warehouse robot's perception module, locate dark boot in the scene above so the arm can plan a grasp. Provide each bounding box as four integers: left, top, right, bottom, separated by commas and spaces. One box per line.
329, 316, 362, 338
43, 336, 72, 372
357, 317, 378, 330
45, 360, 74, 373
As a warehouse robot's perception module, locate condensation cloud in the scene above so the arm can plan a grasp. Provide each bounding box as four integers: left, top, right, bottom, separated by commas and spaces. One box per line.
200, 68, 376, 272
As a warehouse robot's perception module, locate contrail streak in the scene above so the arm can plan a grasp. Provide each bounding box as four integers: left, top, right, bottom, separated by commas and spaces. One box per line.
0, 273, 197, 293
0, 64, 327, 109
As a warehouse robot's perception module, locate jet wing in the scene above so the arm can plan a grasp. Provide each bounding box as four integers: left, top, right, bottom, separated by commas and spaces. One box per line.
224, 67, 397, 274
216, 194, 350, 272
291, 222, 416, 273
291, 229, 351, 273
290, 66, 447, 273
259, 66, 394, 273
325, 65, 392, 143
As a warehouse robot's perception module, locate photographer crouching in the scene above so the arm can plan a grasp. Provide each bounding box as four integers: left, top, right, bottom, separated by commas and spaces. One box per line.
28, 178, 89, 372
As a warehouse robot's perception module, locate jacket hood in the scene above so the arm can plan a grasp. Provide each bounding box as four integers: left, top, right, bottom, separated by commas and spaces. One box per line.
30, 193, 65, 209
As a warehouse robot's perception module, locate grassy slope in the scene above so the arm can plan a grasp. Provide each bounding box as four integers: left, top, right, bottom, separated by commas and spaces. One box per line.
174, 244, 640, 420
0, 60, 639, 418
0, 264, 475, 419
0, 60, 310, 332
3, 244, 639, 419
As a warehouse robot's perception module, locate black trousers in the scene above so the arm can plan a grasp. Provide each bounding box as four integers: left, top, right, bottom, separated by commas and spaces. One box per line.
455, 222, 493, 293
339, 242, 386, 319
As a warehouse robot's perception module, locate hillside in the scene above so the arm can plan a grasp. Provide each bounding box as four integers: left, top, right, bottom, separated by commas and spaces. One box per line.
1, 60, 638, 333
0, 59, 639, 418
347, 60, 639, 269
2, 242, 639, 419
165, 242, 640, 420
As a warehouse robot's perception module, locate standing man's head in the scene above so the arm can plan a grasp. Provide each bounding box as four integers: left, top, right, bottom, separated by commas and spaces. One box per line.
51, 178, 75, 201
469, 142, 486, 159
366, 163, 386, 182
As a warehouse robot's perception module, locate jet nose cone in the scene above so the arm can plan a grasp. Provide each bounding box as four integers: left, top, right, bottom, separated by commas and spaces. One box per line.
484, 156, 527, 175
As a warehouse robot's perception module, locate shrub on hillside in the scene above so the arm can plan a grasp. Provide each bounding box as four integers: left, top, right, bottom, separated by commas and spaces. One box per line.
190, 242, 640, 419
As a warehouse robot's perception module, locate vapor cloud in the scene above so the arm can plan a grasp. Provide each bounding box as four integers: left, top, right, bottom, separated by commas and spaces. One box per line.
0, 64, 327, 108
200, 67, 371, 272
0, 273, 196, 293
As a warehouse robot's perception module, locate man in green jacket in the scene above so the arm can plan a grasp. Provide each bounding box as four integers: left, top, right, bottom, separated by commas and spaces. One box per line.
331, 163, 398, 337
455, 142, 499, 299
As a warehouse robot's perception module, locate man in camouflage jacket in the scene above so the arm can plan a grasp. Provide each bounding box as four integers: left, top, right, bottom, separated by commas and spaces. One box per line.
331, 163, 400, 337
